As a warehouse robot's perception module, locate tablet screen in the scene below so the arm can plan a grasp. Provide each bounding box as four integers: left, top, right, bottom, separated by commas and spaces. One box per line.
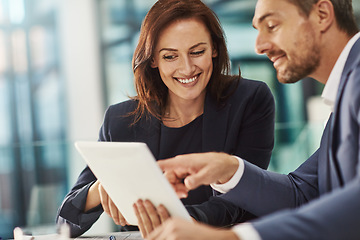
74, 141, 192, 225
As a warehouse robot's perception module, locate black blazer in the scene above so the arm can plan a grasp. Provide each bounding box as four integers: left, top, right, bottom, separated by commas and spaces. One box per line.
56, 77, 275, 237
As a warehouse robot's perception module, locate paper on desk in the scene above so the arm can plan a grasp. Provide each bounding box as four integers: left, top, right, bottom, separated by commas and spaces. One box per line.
13, 224, 70, 240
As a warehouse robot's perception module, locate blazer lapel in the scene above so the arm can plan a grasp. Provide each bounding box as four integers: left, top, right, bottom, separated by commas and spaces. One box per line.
327, 38, 360, 188
318, 114, 332, 194
333, 38, 360, 112
136, 115, 161, 158
202, 93, 230, 152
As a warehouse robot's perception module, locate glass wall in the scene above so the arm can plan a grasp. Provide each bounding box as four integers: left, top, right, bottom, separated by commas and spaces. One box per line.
0, 0, 67, 238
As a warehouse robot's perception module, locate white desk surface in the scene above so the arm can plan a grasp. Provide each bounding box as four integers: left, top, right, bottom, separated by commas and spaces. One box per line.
76, 231, 143, 240
11, 231, 143, 240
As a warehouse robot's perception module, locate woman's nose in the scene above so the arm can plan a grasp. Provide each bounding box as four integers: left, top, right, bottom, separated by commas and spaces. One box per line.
178, 56, 196, 75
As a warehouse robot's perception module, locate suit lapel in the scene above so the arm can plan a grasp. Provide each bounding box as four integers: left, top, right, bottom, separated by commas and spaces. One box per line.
202, 93, 230, 152
327, 38, 360, 188
332, 38, 360, 113
318, 114, 332, 194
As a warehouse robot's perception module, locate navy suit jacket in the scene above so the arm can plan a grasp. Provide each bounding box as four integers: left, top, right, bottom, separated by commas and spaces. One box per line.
222, 38, 360, 239
56, 77, 275, 237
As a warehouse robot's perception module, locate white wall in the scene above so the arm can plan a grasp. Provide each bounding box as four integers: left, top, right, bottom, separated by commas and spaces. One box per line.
57, 0, 115, 234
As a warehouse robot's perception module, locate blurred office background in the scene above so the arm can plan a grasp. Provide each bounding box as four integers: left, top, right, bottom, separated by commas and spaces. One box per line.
0, 0, 359, 238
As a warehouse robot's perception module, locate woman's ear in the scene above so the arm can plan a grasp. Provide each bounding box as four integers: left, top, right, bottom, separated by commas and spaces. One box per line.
212, 48, 218, 58
150, 58, 158, 68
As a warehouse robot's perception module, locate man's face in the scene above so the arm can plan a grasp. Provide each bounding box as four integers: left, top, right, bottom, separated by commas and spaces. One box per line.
253, 0, 320, 84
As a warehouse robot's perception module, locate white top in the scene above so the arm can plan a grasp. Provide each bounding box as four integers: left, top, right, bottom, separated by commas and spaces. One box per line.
213, 32, 360, 240
322, 32, 360, 109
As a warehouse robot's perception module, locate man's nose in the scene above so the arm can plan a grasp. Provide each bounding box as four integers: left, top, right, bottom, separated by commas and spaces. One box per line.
255, 32, 272, 55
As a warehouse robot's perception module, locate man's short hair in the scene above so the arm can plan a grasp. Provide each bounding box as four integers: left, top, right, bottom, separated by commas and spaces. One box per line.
288, 0, 358, 36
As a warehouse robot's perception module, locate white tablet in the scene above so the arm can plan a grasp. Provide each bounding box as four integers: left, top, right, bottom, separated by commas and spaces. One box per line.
74, 141, 192, 226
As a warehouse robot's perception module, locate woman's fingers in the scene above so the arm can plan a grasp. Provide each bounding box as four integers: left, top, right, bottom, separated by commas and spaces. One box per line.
156, 204, 170, 223
98, 183, 128, 226
144, 200, 162, 227
108, 197, 120, 225
133, 202, 147, 238
134, 199, 170, 238
137, 200, 155, 236
98, 183, 110, 214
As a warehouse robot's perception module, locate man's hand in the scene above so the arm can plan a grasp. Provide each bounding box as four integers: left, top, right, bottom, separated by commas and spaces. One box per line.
158, 152, 239, 198
147, 217, 240, 240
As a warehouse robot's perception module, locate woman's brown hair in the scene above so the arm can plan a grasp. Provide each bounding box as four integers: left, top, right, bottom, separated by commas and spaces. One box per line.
131, 0, 233, 123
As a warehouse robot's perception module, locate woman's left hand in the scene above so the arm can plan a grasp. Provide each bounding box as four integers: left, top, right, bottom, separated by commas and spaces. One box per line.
133, 199, 170, 238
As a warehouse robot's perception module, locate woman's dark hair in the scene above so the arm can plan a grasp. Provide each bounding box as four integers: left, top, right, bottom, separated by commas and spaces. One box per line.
131, 0, 233, 123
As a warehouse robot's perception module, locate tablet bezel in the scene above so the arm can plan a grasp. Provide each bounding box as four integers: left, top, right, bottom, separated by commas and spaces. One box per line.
74, 141, 192, 226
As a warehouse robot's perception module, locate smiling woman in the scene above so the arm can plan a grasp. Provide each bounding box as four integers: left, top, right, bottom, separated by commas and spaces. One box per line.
56, 0, 275, 238
131, 0, 233, 124
151, 18, 217, 127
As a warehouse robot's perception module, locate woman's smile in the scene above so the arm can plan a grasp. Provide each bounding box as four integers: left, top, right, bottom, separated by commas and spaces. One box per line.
175, 73, 200, 84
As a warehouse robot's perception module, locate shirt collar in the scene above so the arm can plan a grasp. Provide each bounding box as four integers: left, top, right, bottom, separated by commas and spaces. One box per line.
321, 32, 360, 110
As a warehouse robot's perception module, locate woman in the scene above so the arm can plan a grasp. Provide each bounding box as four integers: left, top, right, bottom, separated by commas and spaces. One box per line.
56, 0, 275, 237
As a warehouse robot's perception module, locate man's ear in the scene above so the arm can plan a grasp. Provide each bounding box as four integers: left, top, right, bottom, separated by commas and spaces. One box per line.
314, 0, 335, 33
150, 58, 157, 68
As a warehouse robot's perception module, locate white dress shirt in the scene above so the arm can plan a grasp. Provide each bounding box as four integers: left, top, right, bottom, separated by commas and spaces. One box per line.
212, 32, 360, 240
322, 32, 360, 109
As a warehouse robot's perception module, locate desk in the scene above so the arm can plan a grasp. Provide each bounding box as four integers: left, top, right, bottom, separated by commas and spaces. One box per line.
12, 231, 143, 240
76, 231, 143, 240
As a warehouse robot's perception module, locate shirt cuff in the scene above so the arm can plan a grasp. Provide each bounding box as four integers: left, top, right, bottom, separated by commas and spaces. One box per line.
232, 223, 262, 240
210, 156, 244, 193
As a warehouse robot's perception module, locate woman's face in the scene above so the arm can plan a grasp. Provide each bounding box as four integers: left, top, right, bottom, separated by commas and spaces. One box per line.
152, 17, 217, 103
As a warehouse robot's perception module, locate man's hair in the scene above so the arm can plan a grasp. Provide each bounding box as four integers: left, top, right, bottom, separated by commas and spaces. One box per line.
288, 0, 358, 36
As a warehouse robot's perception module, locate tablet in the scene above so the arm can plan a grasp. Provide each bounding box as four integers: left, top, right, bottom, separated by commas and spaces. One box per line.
74, 141, 192, 226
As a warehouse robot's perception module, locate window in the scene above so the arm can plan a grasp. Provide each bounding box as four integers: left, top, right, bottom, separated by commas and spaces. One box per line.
0, 0, 67, 238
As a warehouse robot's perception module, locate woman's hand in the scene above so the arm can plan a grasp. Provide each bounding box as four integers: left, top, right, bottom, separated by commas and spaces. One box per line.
98, 183, 129, 226
85, 180, 129, 225
133, 199, 170, 238
85, 180, 102, 212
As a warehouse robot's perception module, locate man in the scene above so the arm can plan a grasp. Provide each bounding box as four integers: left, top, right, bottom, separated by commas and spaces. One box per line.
145, 0, 360, 239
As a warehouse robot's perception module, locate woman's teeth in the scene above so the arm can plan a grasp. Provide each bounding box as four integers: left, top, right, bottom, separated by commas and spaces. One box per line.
177, 76, 197, 84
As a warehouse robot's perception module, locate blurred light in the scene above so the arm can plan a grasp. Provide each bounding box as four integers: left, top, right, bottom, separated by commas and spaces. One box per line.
30, 26, 47, 69
0, 0, 6, 24
9, 0, 25, 24
11, 29, 28, 73
0, 31, 7, 73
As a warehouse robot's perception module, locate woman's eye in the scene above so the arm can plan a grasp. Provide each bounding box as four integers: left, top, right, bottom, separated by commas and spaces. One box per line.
163, 55, 176, 60
191, 50, 205, 56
